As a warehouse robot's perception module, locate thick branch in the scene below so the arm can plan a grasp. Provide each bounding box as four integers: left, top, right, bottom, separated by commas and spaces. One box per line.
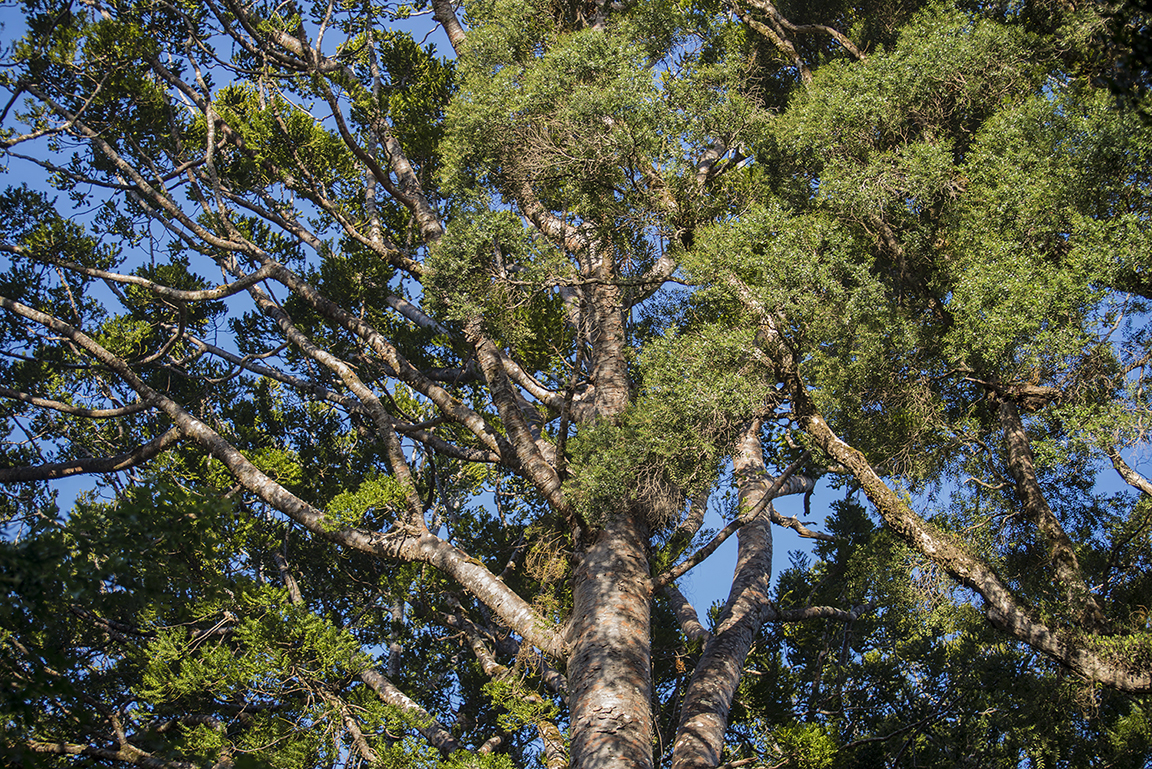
655, 457, 822, 590
672, 420, 776, 769
430, 0, 467, 52
449, 605, 568, 765
359, 669, 463, 756
729, 280, 1150, 691
664, 583, 712, 643
995, 395, 1107, 630
742, 0, 867, 60
1104, 445, 1152, 497
0, 428, 182, 483
765, 603, 874, 623
802, 409, 1148, 691
0, 294, 566, 659
466, 318, 570, 515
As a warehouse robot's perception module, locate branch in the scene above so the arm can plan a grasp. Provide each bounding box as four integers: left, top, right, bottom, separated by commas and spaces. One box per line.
359, 669, 464, 756
995, 395, 1107, 630
0, 387, 154, 419
764, 602, 875, 623
742, 0, 867, 61
672, 419, 779, 769
663, 583, 711, 643
24, 741, 198, 769
0, 248, 279, 304
654, 454, 821, 590
0, 293, 566, 658
1104, 444, 1152, 497
466, 317, 570, 516
731, 279, 1151, 692
430, 0, 467, 52
448, 603, 569, 767
273, 545, 463, 757
736, 9, 811, 84
0, 428, 182, 483
804, 406, 1149, 692
265, 261, 515, 460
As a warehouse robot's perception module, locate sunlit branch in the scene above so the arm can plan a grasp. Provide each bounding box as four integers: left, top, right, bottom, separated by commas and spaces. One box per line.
265, 261, 516, 460
664, 583, 711, 643
736, 10, 811, 83
0, 292, 565, 656
0, 387, 154, 419
995, 395, 1106, 630
467, 319, 571, 515
446, 601, 569, 764
2, 249, 279, 303
655, 455, 822, 589
359, 669, 464, 755
1104, 444, 1152, 497
431, 0, 467, 52
742, 0, 867, 60
0, 69, 111, 149
21, 83, 246, 256
765, 602, 875, 623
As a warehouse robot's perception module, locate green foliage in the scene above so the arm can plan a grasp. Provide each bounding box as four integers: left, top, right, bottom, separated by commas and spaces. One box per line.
325, 475, 406, 528
2, 0, 1152, 766
481, 676, 559, 732
567, 324, 773, 525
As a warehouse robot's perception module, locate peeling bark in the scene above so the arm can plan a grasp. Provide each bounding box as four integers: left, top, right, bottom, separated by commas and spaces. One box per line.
568, 507, 654, 769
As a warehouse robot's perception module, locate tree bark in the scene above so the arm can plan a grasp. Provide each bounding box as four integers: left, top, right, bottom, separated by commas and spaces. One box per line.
671, 421, 775, 769
995, 396, 1107, 630
568, 507, 654, 769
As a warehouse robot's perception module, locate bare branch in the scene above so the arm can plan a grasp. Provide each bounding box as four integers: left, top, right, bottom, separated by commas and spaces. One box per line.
1104, 444, 1152, 497
0, 428, 182, 483
663, 583, 711, 643
431, 0, 467, 53
655, 454, 822, 590
742, 0, 867, 61
0, 387, 154, 419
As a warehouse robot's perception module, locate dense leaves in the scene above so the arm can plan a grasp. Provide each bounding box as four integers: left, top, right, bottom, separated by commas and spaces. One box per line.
1, 0, 1151, 766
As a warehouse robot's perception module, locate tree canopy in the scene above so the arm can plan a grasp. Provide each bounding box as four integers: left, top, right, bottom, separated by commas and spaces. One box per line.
1, 0, 1151, 767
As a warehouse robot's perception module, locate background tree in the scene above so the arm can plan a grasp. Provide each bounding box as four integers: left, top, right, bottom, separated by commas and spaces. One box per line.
1, 0, 1151, 767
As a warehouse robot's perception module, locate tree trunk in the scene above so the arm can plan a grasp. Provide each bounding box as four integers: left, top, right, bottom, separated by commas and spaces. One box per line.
672, 421, 775, 769
568, 507, 654, 769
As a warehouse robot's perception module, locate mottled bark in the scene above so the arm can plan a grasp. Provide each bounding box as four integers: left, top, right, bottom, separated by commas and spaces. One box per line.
467, 318, 570, 515
664, 584, 712, 643
588, 283, 631, 418
995, 396, 1107, 630
568, 507, 654, 769
430, 0, 467, 52
801, 411, 1151, 692
1104, 444, 1152, 497
671, 422, 775, 769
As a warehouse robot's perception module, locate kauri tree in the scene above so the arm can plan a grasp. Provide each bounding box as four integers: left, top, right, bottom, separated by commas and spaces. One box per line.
1, 0, 1151, 767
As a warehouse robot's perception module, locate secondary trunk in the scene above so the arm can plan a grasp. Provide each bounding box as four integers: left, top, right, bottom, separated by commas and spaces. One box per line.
567, 506, 654, 769
671, 421, 775, 769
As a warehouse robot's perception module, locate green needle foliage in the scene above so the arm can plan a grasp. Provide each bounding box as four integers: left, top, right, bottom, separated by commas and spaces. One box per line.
0, 0, 1150, 767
